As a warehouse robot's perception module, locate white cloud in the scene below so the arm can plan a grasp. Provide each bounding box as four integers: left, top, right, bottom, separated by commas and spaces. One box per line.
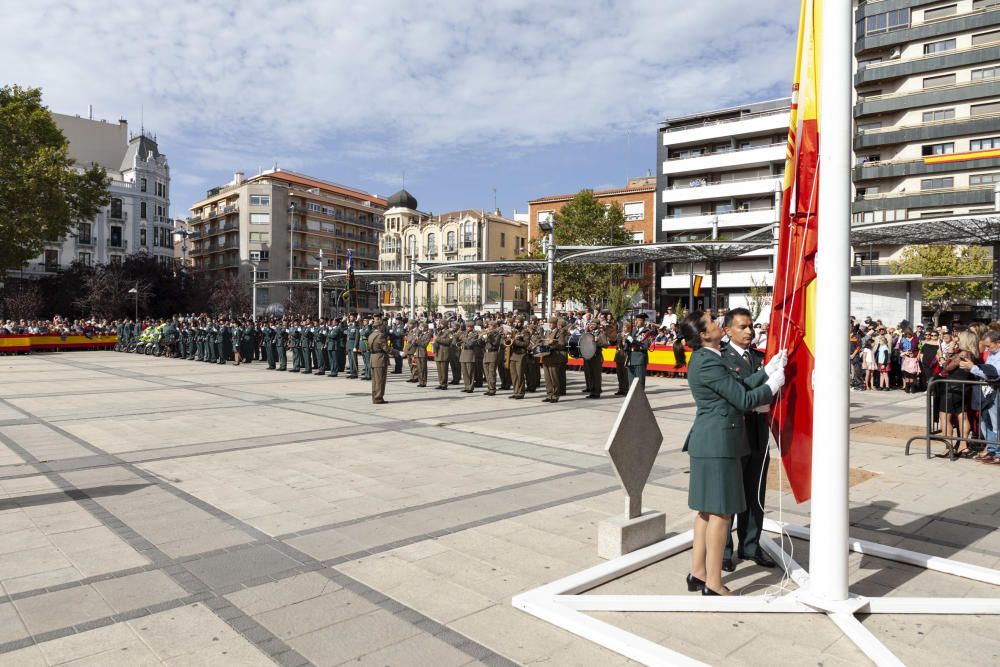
2, 0, 797, 161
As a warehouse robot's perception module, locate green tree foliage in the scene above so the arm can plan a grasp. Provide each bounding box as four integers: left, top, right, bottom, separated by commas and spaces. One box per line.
891, 245, 992, 325
607, 282, 641, 321
530, 190, 631, 310
747, 276, 772, 322
0, 85, 110, 275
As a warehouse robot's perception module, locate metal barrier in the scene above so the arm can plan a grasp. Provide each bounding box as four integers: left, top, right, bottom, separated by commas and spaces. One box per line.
905, 376, 999, 460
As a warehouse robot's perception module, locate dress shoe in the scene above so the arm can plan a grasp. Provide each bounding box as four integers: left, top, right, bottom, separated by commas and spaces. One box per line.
510, 395, 523, 400
701, 586, 724, 596
542, 398, 552, 403
417, 384, 426, 387
586, 394, 600, 399
373, 399, 387, 404
485, 392, 495, 396
686, 573, 705, 592
739, 550, 777, 568
614, 391, 626, 396
721, 558, 736, 573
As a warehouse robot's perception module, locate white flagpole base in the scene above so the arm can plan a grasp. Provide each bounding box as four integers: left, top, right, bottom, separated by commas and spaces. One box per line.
512, 522, 1000, 667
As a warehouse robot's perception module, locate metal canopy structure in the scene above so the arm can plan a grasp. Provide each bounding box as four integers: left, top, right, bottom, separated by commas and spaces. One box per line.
417, 259, 547, 275
557, 226, 775, 264
851, 213, 1000, 246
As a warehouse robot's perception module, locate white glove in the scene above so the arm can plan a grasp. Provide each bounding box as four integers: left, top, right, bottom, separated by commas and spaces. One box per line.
764, 349, 788, 376
626, 335, 634, 343
765, 367, 785, 394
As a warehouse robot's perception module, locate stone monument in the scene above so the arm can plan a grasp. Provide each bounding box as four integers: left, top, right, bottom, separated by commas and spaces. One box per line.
598, 380, 666, 559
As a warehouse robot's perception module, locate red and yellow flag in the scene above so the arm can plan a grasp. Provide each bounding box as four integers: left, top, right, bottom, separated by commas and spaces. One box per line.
766, 0, 820, 503
692, 274, 703, 297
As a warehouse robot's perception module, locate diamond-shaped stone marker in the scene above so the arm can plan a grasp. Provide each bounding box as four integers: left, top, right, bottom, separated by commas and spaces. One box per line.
605, 380, 663, 519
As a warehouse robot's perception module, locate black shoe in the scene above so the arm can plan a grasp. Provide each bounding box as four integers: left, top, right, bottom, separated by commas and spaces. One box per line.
485, 392, 495, 396
686, 573, 705, 592
701, 587, 723, 596
581, 389, 591, 394
542, 398, 552, 403
721, 558, 736, 573
739, 550, 777, 568
417, 384, 426, 387
614, 391, 627, 396
510, 395, 523, 400
586, 394, 601, 399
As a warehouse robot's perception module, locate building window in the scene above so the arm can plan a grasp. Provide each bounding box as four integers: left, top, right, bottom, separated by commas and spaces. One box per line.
922, 142, 955, 155
156, 182, 164, 197
857, 120, 883, 131
307, 202, 322, 213
407, 235, 417, 256
974, 0, 1000, 9
255, 271, 269, 280
460, 279, 476, 300
44, 249, 59, 271
446, 283, 456, 302
623, 202, 644, 221
860, 8, 909, 36
924, 4, 957, 21
971, 137, 1000, 150
923, 38, 956, 54
972, 29, 1000, 46
249, 232, 270, 242
110, 198, 123, 220
140, 202, 147, 219
971, 172, 1000, 185
140, 178, 147, 192
462, 220, 476, 247
625, 262, 642, 278
500, 232, 506, 248
971, 101, 1000, 116
427, 232, 436, 254
249, 195, 270, 207
250, 212, 270, 225
857, 89, 882, 100
160, 228, 171, 247
78, 252, 91, 266
249, 250, 270, 261
922, 108, 955, 122
923, 73, 956, 88
140, 228, 147, 246
77, 222, 92, 245
973, 66, 1000, 81
921, 177, 954, 190
446, 230, 456, 250
110, 226, 123, 248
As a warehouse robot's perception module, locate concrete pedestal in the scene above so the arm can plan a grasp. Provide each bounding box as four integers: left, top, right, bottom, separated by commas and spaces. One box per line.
598, 510, 666, 559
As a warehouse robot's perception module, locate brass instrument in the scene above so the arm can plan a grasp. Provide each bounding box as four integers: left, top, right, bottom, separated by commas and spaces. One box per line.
502, 333, 514, 369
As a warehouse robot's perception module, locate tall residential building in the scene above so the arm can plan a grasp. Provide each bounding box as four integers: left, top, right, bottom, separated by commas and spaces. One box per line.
853, 0, 1000, 268
655, 99, 789, 313
527, 177, 658, 311
187, 169, 386, 312
18, 113, 172, 275
378, 190, 530, 314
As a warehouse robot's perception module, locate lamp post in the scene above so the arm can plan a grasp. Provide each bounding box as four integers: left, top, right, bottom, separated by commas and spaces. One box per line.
538, 218, 555, 319
288, 202, 298, 283
409, 257, 416, 320
170, 223, 197, 293
250, 263, 258, 322
128, 282, 138, 321
317, 248, 324, 320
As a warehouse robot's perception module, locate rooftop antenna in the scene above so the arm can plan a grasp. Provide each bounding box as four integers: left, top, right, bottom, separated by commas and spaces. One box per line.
493, 187, 497, 213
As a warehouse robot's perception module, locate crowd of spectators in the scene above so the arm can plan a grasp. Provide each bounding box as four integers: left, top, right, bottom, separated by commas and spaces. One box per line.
1, 316, 115, 336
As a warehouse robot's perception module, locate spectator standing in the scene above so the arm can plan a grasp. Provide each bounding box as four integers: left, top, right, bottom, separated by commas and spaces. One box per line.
661, 306, 677, 330
962, 331, 1000, 463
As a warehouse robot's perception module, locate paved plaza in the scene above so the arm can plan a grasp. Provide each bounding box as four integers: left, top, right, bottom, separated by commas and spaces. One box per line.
0, 352, 996, 666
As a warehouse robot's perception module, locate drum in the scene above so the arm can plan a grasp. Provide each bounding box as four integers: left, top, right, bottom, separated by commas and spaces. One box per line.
579, 332, 597, 360
567, 333, 582, 359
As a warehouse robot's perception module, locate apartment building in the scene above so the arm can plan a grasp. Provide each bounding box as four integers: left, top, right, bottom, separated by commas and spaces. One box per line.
527, 177, 657, 311
655, 99, 789, 314
854, 0, 1000, 258
379, 190, 530, 314
187, 169, 386, 312
18, 113, 173, 275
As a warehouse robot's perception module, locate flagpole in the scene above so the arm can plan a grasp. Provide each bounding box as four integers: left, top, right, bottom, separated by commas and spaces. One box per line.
810, 0, 851, 603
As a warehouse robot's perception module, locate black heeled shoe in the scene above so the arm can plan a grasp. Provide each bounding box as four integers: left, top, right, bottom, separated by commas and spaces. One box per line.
686, 573, 705, 592
701, 586, 721, 596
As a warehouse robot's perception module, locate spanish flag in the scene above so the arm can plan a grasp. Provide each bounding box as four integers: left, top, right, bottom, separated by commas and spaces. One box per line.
765, 0, 819, 503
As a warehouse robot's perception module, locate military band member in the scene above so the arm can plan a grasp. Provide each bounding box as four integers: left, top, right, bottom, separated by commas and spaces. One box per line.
626, 313, 653, 389
433, 324, 453, 389
556, 317, 569, 396
483, 320, 503, 395
368, 317, 390, 404
615, 320, 631, 395
289, 320, 302, 372
233, 322, 244, 365
302, 321, 314, 374
405, 323, 420, 383
390, 318, 405, 374
264, 321, 275, 369
474, 323, 486, 388
448, 321, 462, 385
525, 318, 541, 392
508, 317, 530, 399
542, 317, 568, 403
584, 321, 610, 399
415, 324, 430, 387
459, 323, 479, 393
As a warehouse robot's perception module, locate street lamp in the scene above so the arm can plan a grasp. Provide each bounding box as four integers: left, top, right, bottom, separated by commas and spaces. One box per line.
170, 223, 198, 292
538, 218, 555, 319
128, 282, 138, 321
288, 202, 298, 282
250, 262, 258, 321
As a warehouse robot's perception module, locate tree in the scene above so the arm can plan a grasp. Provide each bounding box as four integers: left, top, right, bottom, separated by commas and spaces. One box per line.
76, 266, 152, 319
747, 276, 772, 322
283, 286, 317, 319
210, 274, 252, 317
0, 85, 110, 276
1, 280, 44, 320
530, 191, 632, 310
891, 245, 992, 326
607, 282, 641, 321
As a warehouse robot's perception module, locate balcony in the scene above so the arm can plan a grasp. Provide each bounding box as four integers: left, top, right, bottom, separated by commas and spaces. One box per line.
851, 264, 893, 277
443, 244, 457, 253
660, 207, 777, 234
659, 269, 773, 290
662, 109, 789, 147
109, 210, 127, 222
854, 154, 1000, 181
76, 236, 94, 247
852, 184, 996, 212
662, 175, 782, 204
107, 239, 128, 251
855, 79, 1000, 117
854, 113, 1000, 150
661, 143, 786, 176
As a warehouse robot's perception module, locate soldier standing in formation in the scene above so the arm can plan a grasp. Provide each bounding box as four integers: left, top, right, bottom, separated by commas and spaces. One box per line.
368, 317, 390, 404
459, 322, 480, 393
345, 316, 360, 378
433, 323, 453, 389
483, 320, 502, 396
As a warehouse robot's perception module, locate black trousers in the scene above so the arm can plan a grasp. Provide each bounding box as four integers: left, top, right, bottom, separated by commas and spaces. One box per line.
724, 442, 769, 560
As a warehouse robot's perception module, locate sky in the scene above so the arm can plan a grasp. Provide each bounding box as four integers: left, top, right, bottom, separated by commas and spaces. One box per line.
2, 0, 798, 218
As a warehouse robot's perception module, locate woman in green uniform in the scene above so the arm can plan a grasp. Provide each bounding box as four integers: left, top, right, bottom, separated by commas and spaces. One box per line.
673, 311, 786, 596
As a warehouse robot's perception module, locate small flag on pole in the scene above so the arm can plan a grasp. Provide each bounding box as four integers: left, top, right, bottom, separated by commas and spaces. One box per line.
691, 275, 703, 297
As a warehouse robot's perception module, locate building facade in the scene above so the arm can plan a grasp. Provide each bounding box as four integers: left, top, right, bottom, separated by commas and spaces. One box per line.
187, 169, 386, 313
379, 190, 530, 314
655, 100, 789, 315
18, 113, 173, 276
853, 0, 1000, 267
527, 177, 657, 311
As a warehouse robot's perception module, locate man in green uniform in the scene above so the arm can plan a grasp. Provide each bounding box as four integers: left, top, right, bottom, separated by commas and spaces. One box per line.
345, 316, 360, 378
359, 318, 372, 380
414, 323, 431, 387
459, 323, 480, 393
314, 319, 328, 375
405, 322, 420, 383
327, 317, 342, 377
433, 323, 453, 389
483, 319, 503, 395
525, 317, 541, 392
275, 320, 288, 371
583, 321, 610, 399
368, 317, 390, 404
542, 316, 568, 403
508, 317, 530, 399
301, 320, 314, 374
626, 313, 653, 389
289, 320, 302, 372
614, 320, 629, 395
448, 321, 462, 385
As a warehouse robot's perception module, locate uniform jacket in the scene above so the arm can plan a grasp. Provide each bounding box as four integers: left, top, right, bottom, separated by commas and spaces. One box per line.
484, 329, 503, 364
326, 324, 342, 350
459, 331, 479, 363
627, 326, 653, 366
721, 342, 771, 452
345, 323, 360, 351
368, 328, 391, 367
682, 347, 773, 459
433, 330, 453, 362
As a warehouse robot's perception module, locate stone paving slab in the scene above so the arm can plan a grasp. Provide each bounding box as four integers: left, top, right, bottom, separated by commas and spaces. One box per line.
0, 352, 994, 666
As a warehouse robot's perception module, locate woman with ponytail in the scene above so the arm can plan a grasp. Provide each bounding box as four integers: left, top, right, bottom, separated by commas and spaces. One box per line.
677, 310, 786, 596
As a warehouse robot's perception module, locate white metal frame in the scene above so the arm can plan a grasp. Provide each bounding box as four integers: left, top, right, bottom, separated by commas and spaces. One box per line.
512, 520, 1000, 667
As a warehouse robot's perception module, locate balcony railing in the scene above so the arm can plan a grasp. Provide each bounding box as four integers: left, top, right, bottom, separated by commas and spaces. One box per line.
666, 142, 785, 162
664, 107, 789, 133
77, 237, 93, 246
109, 211, 127, 221
107, 239, 128, 250
851, 264, 894, 276
667, 173, 782, 190
856, 183, 996, 200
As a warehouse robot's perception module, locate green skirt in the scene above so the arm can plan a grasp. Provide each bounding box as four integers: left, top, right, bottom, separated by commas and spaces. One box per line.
688, 456, 746, 515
